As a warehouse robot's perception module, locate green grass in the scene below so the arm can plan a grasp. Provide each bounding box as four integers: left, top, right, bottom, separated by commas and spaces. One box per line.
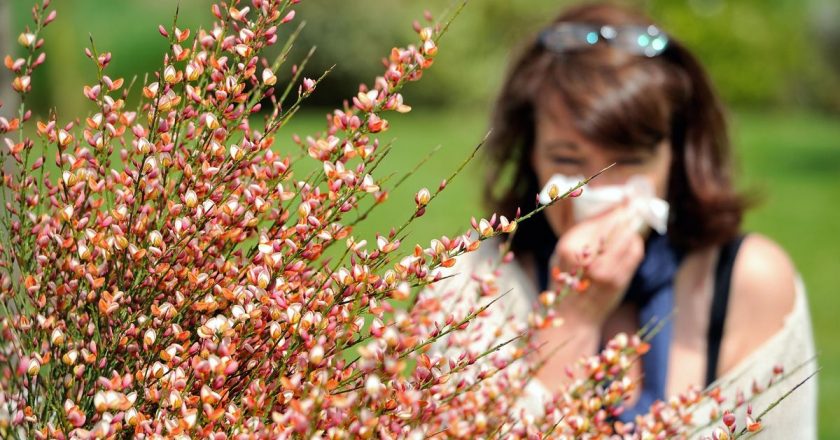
284, 107, 840, 437
733, 110, 840, 438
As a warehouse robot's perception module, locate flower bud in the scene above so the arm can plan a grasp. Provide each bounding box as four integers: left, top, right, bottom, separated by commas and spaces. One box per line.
58, 129, 73, 147
138, 137, 154, 154
44, 10, 57, 25
383, 327, 399, 347
204, 113, 219, 130
163, 65, 178, 83
269, 322, 283, 340
51, 328, 66, 346
723, 412, 736, 427
365, 375, 382, 397
711, 427, 730, 440
280, 10, 296, 24
261, 68, 276, 86
143, 82, 159, 99
93, 391, 108, 412
114, 235, 128, 250
415, 188, 431, 207
419, 27, 434, 41
309, 345, 324, 365
143, 329, 156, 346
301, 77, 316, 94
185, 62, 203, 82
11, 76, 31, 92
229, 144, 244, 161
62, 350, 79, 366
234, 44, 252, 58
27, 358, 41, 376
184, 190, 198, 209
66, 402, 86, 427
478, 218, 493, 238
257, 270, 270, 289
77, 243, 92, 262
125, 407, 138, 426
499, 216, 517, 233
60, 205, 74, 222
18, 33, 37, 47
148, 230, 163, 247
746, 416, 761, 433
548, 184, 559, 200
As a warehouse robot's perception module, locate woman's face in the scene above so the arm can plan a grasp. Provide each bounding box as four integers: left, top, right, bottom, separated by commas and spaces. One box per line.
532, 100, 673, 236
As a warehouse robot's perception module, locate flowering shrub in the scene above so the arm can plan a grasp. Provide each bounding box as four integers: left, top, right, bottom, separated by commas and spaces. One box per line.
0, 1, 801, 439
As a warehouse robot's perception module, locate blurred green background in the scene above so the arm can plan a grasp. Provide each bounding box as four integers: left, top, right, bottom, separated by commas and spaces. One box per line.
3, 0, 838, 436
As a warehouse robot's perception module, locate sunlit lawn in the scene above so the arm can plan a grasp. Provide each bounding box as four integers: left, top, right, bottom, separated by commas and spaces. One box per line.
283, 107, 840, 437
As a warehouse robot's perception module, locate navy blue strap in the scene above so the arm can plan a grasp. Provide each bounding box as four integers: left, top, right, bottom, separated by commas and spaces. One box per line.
705, 235, 746, 386
535, 230, 557, 292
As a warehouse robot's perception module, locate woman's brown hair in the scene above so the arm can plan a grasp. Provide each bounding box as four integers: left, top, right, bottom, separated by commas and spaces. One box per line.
485, 3, 748, 254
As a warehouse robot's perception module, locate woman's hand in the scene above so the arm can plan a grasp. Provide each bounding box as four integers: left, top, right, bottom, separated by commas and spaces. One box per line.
550, 202, 645, 328
534, 203, 645, 390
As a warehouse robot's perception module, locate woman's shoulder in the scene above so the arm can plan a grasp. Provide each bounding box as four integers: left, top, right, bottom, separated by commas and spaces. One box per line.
721, 233, 801, 372
698, 234, 818, 438
731, 233, 797, 307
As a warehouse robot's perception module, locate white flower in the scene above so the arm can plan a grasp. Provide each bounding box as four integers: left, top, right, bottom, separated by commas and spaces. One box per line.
365, 375, 383, 398
197, 315, 232, 339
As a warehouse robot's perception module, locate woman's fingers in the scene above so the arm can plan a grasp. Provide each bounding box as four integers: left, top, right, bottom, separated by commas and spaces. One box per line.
556, 203, 636, 266
586, 225, 644, 290
554, 202, 644, 296
549, 204, 645, 326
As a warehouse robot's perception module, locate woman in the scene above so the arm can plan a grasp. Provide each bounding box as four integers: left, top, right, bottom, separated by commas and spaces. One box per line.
442, 3, 817, 437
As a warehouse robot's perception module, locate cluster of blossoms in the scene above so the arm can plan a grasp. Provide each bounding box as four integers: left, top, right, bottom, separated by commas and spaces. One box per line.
0, 1, 795, 438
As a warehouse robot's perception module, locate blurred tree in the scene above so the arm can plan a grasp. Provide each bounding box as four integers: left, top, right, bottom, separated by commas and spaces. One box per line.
7, 0, 840, 114
285, 0, 840, 111
0, 0, 16, 120
1, 0, 19, 185
647, 0, 840, 110
812, 0, 840, 76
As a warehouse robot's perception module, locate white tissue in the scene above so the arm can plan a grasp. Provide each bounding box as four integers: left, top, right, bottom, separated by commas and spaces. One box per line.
538, 174, 670, 234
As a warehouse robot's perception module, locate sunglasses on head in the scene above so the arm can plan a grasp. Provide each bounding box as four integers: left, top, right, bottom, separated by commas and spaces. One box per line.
539, 23, 669, 58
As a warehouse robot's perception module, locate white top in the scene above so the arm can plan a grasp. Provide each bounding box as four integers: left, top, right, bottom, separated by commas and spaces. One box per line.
425, 240, 818, 438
